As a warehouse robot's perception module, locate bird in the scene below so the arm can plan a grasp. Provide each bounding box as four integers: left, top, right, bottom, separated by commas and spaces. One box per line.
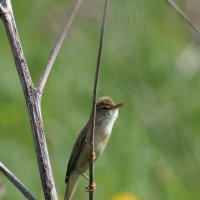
64, 96, 123, 200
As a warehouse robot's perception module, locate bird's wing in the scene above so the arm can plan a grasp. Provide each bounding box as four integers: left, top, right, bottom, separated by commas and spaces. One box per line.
65, 121, 90, 183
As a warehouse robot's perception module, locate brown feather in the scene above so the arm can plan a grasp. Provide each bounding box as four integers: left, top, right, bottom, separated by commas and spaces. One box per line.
65, 121, 89, 183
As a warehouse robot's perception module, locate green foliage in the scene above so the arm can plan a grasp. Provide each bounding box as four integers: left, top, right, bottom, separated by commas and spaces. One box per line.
1, 0, 200, 199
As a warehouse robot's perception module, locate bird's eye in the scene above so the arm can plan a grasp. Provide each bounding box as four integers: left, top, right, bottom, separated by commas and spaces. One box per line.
102, 106, 109, 111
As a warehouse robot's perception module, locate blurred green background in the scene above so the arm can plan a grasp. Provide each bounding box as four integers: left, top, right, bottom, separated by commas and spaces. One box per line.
1, 0, 200, 199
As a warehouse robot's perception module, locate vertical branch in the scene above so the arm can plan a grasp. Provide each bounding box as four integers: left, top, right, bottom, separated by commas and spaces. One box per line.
165, 0, 200, 35
89, 0, 109, 199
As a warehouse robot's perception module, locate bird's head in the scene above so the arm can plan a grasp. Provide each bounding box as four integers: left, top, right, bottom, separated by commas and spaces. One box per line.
96, 96, 123, 120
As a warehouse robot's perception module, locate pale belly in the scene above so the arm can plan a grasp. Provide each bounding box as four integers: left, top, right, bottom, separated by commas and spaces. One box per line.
94, 132, 110, 158
74, 113, 116, 173
75, 131, 111, 173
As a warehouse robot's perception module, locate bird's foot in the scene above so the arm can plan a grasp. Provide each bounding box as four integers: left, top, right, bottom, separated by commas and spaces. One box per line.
85, 182, 96, 192
90, 152, 96, 161
82, 173, 96, 192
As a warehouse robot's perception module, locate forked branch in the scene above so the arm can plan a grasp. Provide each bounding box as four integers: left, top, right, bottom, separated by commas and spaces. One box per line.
0, 0, 83, 199
0, 0, 57, 199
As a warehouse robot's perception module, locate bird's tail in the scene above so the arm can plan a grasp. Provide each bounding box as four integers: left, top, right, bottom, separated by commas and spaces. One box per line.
64, 171, 80, 200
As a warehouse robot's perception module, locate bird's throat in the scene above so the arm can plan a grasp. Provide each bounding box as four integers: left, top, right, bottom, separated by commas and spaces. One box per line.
95, 109, 118, 136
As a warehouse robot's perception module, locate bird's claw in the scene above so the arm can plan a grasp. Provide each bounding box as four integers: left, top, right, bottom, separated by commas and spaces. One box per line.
90, 152, 96, 161
85, 182, 96, 192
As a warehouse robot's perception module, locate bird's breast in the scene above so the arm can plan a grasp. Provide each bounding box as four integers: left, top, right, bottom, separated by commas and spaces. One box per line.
94, 119, 114, 158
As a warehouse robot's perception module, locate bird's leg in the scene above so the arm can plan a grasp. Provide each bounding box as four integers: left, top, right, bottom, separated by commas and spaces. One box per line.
81, 173, 96, 192
82, 173, 89, 181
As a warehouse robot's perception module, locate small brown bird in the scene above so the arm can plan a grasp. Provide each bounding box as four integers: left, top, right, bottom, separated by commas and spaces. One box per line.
64, 96, 123, 200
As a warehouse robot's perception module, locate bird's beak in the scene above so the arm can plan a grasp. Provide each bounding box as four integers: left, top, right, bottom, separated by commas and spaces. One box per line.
111, 103, 124, 110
